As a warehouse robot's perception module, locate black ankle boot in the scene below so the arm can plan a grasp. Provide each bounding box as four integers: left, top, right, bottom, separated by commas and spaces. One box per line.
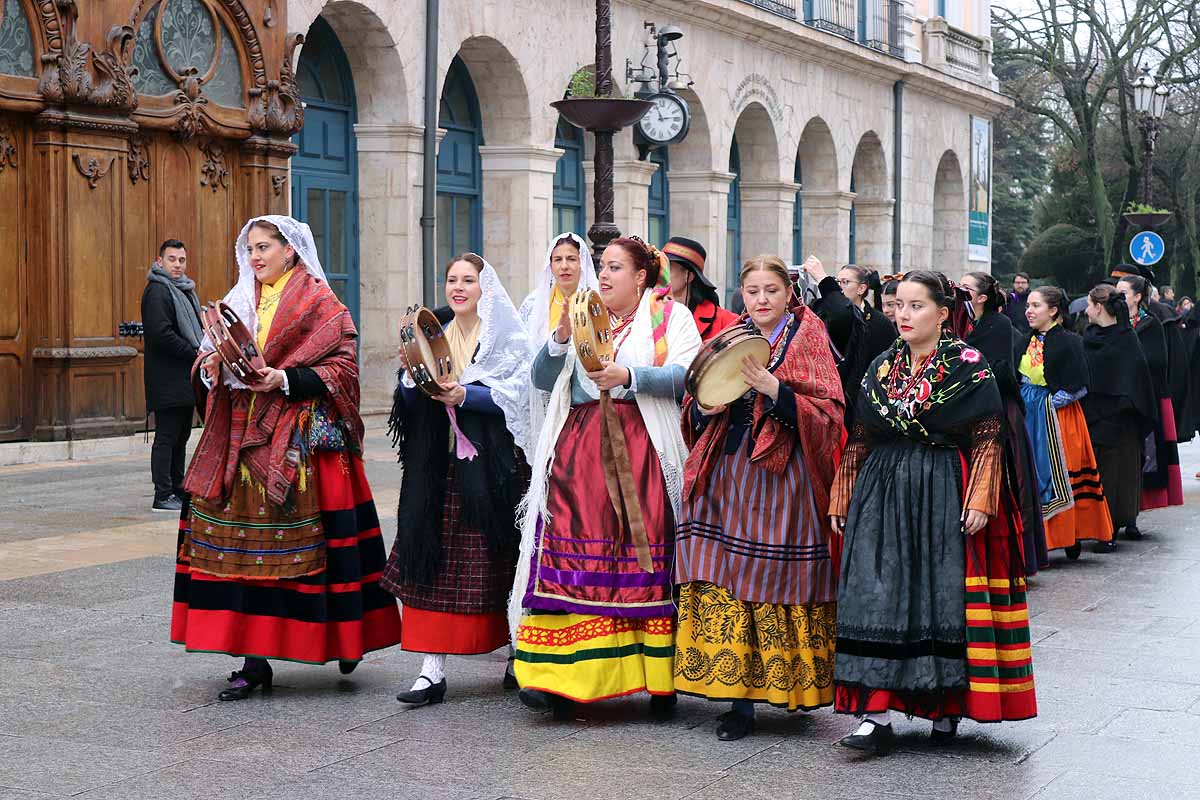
218, 659, 273, 701
649, 693, 678, 721
930, 718, 960, 744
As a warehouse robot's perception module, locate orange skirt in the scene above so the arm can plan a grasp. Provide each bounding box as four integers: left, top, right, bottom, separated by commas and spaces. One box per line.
1044, 403, 1114, 549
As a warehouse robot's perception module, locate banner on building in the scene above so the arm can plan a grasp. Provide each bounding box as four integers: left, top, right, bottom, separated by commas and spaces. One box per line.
968, 116, 991, 262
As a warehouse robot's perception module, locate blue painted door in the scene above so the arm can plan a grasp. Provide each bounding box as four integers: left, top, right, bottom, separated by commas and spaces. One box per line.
436, 57, 484, 298
726, 136, 742, 308
292, 17, 359, 323
648, 148, 670, 248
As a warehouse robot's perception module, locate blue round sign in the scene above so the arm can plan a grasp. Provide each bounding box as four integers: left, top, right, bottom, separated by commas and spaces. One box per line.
1130, 231, 1165, 266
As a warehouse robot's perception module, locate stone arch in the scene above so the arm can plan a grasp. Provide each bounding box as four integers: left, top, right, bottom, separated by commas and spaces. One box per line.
313, 1, 408, 124
668, 86, 714, 172
850, 131, 892, 270
445, 35, 545, 294
933, 149, 968, 278
796, 117, 846, 268
292, 1, 415, 416
449, 35, 532, 147
725, 101, 786, 301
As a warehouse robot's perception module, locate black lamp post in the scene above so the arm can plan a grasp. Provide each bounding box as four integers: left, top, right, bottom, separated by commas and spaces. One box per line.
1133, 66, 1170, 208
552, 1, 652, 257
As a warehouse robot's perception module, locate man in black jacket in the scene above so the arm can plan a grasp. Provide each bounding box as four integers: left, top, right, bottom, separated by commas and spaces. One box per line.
1004, 272, 1031, 335
142, 239, 203, 512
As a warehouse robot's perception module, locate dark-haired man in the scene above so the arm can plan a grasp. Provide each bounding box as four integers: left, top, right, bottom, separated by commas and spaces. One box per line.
1005, 272, 1031, 335
141, 239, 203, 512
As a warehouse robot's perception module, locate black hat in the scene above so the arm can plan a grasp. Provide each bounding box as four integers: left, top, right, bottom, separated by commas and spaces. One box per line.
662, 236, 715, 291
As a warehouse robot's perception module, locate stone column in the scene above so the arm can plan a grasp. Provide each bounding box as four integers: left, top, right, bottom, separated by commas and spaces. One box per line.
353, 123, 426, 415
583, 159, 659, 243
668, 170, 734, 295
851, 198, 895, 272
477, 145, 561, 299
898, 0, 921, 63
799, 189, 856, 269
739, 180, 800, 265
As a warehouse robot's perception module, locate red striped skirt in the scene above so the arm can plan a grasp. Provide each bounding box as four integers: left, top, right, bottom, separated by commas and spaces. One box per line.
170, 450, 403, 664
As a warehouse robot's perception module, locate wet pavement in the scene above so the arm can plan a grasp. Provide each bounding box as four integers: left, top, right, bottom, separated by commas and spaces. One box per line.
1, 431, 1199, 799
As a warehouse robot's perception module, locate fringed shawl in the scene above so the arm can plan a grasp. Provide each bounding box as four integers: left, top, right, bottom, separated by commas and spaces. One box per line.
183, 266, 362, 506
682, 305, 844, 521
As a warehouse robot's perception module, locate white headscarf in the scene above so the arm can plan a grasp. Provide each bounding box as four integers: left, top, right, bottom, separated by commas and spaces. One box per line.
517, 233, 599, 439
403, 257, 533, 458
202, 215, 328, 388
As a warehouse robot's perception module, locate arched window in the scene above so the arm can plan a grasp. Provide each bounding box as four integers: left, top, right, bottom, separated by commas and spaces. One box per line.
725, 136, 742, 308
792, 160, 803, 265
553, 118, 585, 237
292, 16, 359, 322
130, 0, 244, 106
437, 56, 483, 296
648, 148, 670, 248
0, 0, 35, 77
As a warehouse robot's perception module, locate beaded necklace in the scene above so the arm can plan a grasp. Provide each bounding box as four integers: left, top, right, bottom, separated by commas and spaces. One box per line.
885, 343, 938, 401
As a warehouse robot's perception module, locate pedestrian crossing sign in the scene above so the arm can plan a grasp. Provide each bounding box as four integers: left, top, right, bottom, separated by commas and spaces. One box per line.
1130, 231, 1164, 266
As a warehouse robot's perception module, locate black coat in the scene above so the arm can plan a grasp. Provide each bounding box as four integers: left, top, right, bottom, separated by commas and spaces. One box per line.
1004, 290, 1031, 336
141, 280, 201, 410
1021, 324, 1089, 394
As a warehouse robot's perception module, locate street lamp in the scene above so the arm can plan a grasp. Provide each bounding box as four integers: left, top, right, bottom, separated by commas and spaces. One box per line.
1132, 66, 1169, 207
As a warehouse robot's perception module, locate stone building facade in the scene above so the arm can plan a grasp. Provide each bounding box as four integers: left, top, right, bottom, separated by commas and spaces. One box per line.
288, 0, 1008, 412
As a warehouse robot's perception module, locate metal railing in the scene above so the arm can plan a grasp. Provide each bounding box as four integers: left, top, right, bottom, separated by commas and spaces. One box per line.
803, 0, 856, 41
736, 0, 798, 20
860, 0, 902, 57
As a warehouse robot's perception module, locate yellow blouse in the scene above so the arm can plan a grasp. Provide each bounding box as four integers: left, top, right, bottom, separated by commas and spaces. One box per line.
1018, 325, 1054, 388
255, 267, 296, 351
547, 285, 567, 332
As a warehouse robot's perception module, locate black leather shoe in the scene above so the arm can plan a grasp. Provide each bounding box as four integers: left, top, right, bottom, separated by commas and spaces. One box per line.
518, 688, 574, 720
839, 720, 895, 754
502, 656, 518, 691
930, 718, 959, 744
338, 659, 358, 675
1124, 524, 1143, 541
649, 693, 678, 721
1064, 543, 1082, 560
1098, 539, 1118, 552
218, 662, 273, 701
716, 711, 755, 741
396, 676, 447, 706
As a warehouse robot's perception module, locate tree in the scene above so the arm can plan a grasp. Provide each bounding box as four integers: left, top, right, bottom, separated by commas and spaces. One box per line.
1019, 223, 1099, 292
991, 32, 1052, 281
993, 0, 1199, 269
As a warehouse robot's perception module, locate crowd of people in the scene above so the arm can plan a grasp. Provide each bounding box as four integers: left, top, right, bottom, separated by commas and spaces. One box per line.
151, 213, 1192, 757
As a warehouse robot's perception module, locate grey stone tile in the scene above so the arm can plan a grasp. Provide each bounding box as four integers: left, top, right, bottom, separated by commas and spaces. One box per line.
0, 696, 246, 749
164, 720, 403, 775
311, 739, 530, 791
682, 774, 908, 800
0, 735, 185, 796
1023, 732, 1200, 784
71, 758, 289, 800
1025, 771, 1193, 800
1097, 707, 1200, 742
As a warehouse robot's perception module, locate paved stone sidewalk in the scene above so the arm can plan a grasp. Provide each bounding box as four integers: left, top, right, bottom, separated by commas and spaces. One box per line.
1, 438, 1199, 799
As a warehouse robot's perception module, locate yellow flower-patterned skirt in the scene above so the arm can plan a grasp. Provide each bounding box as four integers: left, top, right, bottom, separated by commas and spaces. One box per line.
674, 581, 836, 711
514, 612, 676, 702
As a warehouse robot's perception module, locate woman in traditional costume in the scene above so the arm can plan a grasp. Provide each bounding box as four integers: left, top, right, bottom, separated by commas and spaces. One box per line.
519, 233, 599, 437
838, 265, 896, 362
172, 216, 402, 700
1118, 275, 1185, 510
1081, 285, 1157, 545
962, 271, 1048, 574
675, 255, 844, 741
383, 253, 531, 705
880, 278, 899, 324
830, 271, 1036, 754
1019, 286, 1114, 558
511, 236, 701, 720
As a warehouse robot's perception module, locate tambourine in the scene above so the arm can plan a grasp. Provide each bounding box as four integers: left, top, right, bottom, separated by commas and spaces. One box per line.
398, 306, 454, 397
685, 323, 771, 409
570, 289, 613, 372
200, 301, 267, 381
